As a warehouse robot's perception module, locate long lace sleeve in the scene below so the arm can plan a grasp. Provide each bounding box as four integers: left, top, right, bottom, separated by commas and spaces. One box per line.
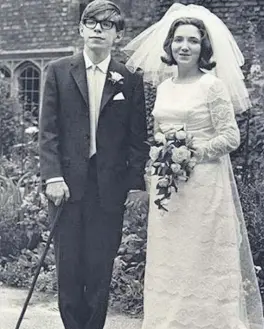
195, 78, 240, 162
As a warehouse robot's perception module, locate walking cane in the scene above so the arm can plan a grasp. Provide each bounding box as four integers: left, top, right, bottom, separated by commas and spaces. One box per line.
14, 200, 64, 329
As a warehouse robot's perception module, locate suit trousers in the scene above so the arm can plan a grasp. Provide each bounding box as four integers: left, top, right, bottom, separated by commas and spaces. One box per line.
48, 155, 124, 329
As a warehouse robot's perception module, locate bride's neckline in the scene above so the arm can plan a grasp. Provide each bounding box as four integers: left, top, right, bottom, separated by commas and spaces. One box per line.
170, 73, 206, 85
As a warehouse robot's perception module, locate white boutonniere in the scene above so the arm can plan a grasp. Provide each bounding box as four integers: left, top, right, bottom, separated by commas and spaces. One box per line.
108, 71, 124, 85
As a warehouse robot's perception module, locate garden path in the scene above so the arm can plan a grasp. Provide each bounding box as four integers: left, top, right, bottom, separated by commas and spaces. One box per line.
0, 286, 142, 329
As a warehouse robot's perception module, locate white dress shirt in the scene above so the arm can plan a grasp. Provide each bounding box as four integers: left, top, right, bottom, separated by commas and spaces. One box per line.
46, 51, 111, 184
83, 50, 111, 157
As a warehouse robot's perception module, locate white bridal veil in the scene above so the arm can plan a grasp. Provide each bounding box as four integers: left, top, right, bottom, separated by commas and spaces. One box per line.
123, 3, 251, 114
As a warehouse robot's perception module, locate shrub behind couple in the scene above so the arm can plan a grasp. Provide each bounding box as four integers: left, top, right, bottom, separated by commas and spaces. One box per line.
39, 1, 263, 329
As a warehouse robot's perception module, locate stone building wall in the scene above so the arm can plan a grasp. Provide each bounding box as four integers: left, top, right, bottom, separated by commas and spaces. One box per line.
0, 0, 79, 51
0, 0, 263, 106
1, 0, 263, 58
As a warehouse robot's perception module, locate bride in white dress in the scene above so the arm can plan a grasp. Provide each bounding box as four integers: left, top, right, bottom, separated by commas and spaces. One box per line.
124, 4, 264, 329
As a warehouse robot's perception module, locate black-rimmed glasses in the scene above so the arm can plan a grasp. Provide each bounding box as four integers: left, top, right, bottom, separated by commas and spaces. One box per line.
83, 18, 115, 30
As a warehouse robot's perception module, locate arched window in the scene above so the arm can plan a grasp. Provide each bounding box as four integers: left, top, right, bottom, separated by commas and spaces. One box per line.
18, 63, 40, 113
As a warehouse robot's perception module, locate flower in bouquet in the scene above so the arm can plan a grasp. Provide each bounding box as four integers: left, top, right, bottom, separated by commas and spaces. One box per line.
164, 130, 176, 140
154, 132, 166, 144
149, 146, 162, 162
171, 163, 181, 174
145, 125, 196, 212
175, 130, 186, 140
157, 176, 170, 188
171, 145, 191, 163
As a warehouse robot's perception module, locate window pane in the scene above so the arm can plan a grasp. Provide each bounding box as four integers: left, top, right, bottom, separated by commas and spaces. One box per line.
19, 65, 40, 113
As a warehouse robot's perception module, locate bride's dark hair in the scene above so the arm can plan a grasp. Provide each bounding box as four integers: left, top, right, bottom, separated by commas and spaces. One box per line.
161, 17, 216, 70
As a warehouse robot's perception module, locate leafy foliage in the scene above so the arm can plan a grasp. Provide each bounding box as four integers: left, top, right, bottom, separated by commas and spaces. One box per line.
0, 73, 52, 292
230, 21, 264, 306
0, 76, 19, 156
110, 207, 147, 315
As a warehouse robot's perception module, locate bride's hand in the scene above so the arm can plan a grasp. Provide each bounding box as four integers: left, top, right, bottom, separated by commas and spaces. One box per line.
191, 145, 204, 162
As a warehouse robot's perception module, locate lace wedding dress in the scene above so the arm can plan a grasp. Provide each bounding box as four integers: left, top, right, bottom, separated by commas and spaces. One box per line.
143, 74, 263, 329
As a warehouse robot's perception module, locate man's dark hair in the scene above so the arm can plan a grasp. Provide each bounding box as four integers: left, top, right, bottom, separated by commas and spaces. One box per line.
81, 0, 125, 32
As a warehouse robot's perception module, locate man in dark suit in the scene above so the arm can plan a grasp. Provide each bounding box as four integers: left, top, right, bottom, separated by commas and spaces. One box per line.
39, 1, 148, 329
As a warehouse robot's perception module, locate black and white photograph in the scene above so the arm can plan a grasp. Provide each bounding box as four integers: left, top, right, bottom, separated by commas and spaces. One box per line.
0, 1, 264, 329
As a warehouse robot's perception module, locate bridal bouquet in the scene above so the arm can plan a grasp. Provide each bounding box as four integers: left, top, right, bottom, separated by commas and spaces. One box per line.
146, 126, 196, 211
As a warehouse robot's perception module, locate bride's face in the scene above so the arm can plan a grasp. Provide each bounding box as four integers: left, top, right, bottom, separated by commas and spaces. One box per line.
171, 24, 202, 68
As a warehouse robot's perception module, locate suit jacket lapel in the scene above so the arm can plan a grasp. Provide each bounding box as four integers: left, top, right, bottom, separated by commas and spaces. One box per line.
100, 59, 122, 113
70, 53, 89, 108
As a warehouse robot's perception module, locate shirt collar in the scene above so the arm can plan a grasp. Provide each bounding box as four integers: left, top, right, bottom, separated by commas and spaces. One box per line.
83, 50, 111, 74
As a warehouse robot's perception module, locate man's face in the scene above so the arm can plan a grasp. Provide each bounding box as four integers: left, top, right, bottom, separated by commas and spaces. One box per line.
80, 11, 122, 53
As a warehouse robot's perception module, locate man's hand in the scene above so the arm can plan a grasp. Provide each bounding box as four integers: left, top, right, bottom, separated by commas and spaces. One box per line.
125, 190, 149, 214
45, 181, 70, 206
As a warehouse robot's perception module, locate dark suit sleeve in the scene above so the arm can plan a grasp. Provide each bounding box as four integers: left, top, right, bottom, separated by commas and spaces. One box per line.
39, 63, 62, 181
127, 73, 149, 191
